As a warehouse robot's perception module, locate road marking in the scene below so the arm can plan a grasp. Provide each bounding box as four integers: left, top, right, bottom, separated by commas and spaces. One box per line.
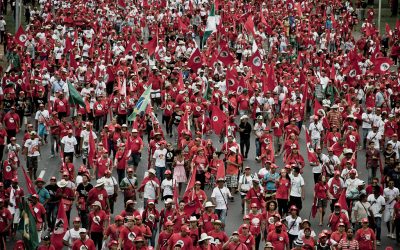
39, 170, 45, 178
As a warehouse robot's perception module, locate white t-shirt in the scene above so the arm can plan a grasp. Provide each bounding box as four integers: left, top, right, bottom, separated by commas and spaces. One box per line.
61, 135, 78, 153
24, 138, 41, 157
103, 176, 118, 196
35, 110, 50, 124
143, 179, 160, 199
63, 228, 87, 250
289, 174, 304, 197
161, 178, 173, 197
153, 148, 167, 168
285, 215, 302, 235
366, 131, 382, 149
211, 186, 231, 210
80, 130, 97, 149
308, 122, 324, 139
367, 194, 385, 217
361, 112, 374, 129
238, 174, 254, 194
383, 187, 399, 208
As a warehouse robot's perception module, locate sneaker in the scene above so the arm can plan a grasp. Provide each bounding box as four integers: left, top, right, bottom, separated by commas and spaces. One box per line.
376, 241, 381, 246
49, 154, 55, 158
391, 233, 396, 239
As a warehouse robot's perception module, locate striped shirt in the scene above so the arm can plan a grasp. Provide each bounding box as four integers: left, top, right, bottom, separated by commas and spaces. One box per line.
338, 238, 359, 250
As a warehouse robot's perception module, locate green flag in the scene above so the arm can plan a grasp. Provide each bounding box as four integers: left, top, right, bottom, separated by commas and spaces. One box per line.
202, 4, 218, 47
203, 81, 212, 101
127, 85, 152, 121
19, 199, 39, 250
68, 81, 85, 107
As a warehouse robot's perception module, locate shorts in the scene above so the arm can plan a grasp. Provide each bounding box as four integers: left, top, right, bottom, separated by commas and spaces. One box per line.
38, 123, 47, 136
226, 175, 238, 188
13, 208, 20, 224
128, 152, 141, 166
27, 156, 38, 171
383, 208, 394, 222
82, 148, 88, 159
317, 198, 327, 208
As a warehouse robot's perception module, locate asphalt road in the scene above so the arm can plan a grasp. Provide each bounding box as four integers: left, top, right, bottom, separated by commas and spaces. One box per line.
10, 110, 396, 249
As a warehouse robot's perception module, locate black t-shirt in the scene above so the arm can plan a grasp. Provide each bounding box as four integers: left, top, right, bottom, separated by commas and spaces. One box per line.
76, 182, 94, 199
45, 184, 60, 204
239, 122, 252, 140
166, 149, 175, 164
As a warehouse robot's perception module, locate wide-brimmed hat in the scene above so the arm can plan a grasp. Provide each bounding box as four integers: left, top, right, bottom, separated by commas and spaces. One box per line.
57, 179, 68, 188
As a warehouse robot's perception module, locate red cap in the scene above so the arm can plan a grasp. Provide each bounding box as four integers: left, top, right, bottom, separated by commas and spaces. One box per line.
11, 178, 18, 183
250, 203, 258, 208
114, 215, 123, 221
165, 170, 172, 175
135, 215, 142, 220
73, 217, 81, 222
243, 215, 250, 220
241, 223, 249, 229
275, 221, 283, 227
361, 218, 369, 223
127, 168, 134, 173
290, 205, 298, 211
181, 225, 190, 233
165, 221, 174, 226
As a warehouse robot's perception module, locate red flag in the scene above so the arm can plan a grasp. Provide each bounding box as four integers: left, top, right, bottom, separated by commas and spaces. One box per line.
330, 64, 336, 80
173, 181, 179, 206
143, 38, 157, 56
372, 57, 393, 74
244, 15, 256, 37
177, 110, 190, 138
304, 126, 319, 164
22, 167, 37, 195
338, 189, 349, 211
313, 99, 323, 116
65, 36, 73, 53
265, 64, 276, 92
88, 129, 96, 166
343, 59, 361, 79
246, 50, 263, 74
187, 48, 203, 72
226, 68, 239, 91
217, 45, 235, 66
211, 105, 227, 135
385, 23, 393, 37
14, 25, 28, 46
51, 202, 68, 249
117, 0, 126, 8
69, 53, 78, 69
311, 196, 318, 218
124, 36, 141, 56
177, 17, 188, 32
184, 196, 202, 216
183, 166, 197, 198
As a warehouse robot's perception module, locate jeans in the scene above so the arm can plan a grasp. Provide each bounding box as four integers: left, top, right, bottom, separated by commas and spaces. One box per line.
215, 209, 227, 225
50, 134, 59, 155
240, 138, 250, 158
91, 232, 103, 250
149, 227, 157, 247
255, 138, 261, 157
156, 166, 166, 183
362, 128, 370, 148
368, 167, 378, 184
395, 218, 400, 243
374, 217, 382, 240
46, 203, 58, 230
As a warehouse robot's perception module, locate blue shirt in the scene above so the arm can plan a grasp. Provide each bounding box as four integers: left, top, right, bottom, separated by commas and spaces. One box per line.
36, 187, 50, 204
264, 172, 280, 191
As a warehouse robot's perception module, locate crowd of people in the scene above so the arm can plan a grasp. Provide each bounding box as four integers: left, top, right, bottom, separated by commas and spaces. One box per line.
0, 0, 400, 250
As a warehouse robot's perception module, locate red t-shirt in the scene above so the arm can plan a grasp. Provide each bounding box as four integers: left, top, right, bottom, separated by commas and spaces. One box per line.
130, 136, 143, 153
3, 113, 20, 130
168, 233, 193, 250
2, 160, 17, 181
224, 242, 248, 250
119, 226, 137, 250
394, 201, 400, 219
355, 228, 376, 250
72, 238, 96, 250
248, 213, 263, 236
0, 208, 12, 232
87, 188, 108, 210
199, 212, 218, 232
239, 234, 255, 250
275, 178, 290, 200
30, 203, 46, 230
208, 230, 229, 248
158, 231, 173, 250
267, 231, 289, 250
105, 224, 124, 241
0, 129, 7, 145
37, 245, 56, 250
314, 183, 328, 199
89, 210, 107, 232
